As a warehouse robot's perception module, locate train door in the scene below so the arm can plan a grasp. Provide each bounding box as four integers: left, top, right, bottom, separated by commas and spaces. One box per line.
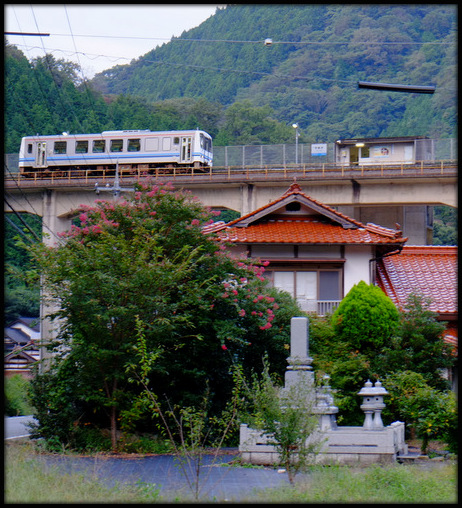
35, 142, 47, 167
180, 136, 192, 163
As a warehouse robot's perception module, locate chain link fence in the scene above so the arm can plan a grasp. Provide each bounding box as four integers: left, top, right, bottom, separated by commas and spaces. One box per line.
5, 139, 457, 173
213, 139, 456, 167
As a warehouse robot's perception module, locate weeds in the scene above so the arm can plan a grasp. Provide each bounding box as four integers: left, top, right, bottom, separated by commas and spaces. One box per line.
5, 441, 457, 504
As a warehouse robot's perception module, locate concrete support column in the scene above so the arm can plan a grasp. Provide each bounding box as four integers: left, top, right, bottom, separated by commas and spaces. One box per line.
39, 190, 72, 369
240, 184, 255, 216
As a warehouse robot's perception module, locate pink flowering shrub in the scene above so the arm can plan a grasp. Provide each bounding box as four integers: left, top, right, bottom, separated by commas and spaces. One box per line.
29, 181, 301, 446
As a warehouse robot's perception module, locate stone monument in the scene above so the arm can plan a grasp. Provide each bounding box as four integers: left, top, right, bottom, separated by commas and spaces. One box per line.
239, 316, 408, 465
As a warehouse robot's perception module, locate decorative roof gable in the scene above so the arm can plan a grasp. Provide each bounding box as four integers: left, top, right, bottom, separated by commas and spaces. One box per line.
226, 183, 361, 229
216, 183, 407, 246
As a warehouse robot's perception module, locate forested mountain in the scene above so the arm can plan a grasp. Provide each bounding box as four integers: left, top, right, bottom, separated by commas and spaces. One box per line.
90, 4, 457, 141
4, 5, 456, 153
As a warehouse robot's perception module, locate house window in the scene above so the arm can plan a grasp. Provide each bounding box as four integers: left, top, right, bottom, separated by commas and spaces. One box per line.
267, 269, 341, 314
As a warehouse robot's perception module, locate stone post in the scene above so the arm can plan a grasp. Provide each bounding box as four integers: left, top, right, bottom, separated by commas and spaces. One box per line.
284, 317, 314, 388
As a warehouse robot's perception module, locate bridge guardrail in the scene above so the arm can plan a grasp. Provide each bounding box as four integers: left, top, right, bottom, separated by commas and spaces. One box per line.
3, 160, 458, 187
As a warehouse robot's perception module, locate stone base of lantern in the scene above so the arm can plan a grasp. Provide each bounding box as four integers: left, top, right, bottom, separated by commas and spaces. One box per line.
239, 421, 408, 466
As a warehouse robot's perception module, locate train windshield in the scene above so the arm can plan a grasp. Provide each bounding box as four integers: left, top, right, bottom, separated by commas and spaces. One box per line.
200, 133, 212, 153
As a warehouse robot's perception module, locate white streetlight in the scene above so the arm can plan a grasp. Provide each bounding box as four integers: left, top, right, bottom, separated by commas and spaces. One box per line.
292, 123, 299, 164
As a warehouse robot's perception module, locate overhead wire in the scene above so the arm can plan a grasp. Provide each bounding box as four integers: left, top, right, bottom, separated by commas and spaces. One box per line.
5, 5, 104, 243
40, 33, 456, 45
8, 39, 457, 93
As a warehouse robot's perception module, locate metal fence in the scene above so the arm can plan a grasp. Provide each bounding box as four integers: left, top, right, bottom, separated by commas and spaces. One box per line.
4, 138, 457, 173
213, 138, 457, 167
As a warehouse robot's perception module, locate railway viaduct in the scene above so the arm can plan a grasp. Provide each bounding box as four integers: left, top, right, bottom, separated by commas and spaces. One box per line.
4, 164, 457, 246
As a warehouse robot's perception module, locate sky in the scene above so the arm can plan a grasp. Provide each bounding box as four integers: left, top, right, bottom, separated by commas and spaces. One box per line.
4, 4, 223, 78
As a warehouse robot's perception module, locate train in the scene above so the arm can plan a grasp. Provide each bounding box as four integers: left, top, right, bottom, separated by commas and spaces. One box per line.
18, 129, 213, 176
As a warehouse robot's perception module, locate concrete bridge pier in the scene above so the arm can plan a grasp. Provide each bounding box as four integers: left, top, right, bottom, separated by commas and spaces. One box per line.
40, 190, 73, 369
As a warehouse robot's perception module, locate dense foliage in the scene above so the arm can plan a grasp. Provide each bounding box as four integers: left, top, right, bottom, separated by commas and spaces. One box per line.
4, 5, 457, 153
4, 213, 41, 321
331, 281, 400, 352
310, 287, 457, 445
27, 182, 301, 450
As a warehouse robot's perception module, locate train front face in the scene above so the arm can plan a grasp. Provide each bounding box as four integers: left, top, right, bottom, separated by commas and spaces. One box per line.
198, 131, 213, 167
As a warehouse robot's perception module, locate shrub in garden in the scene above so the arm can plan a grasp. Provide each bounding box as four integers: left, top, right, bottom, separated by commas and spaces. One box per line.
27, 181, 300, 451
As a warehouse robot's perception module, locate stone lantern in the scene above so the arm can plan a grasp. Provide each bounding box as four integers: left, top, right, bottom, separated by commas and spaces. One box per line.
358, 379, 388, 430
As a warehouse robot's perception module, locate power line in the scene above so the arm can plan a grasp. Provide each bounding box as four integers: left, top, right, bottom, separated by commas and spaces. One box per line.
40, 33, 455, 45
4, 196, 41, 242
4, 31, 50, 36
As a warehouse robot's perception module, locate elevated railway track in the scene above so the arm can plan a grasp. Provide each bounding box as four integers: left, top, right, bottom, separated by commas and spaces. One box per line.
4, 160, 458, 189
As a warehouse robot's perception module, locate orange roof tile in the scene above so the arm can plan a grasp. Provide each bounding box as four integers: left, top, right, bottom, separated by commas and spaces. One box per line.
376, 246, 458, 315
217, 183, 407, 246
218, 219, 406, 245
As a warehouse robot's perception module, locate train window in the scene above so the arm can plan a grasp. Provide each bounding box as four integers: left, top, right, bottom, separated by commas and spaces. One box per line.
110, 139, 124, 152
162, 137, 171, 151
200, 134, 212, 153
93, 140, 106, 153
173, 137, 180, 144
76, 140, 88, 153
128, 139, 141, 152
145, 138, 159, 151
27, 144, 33, 154
54, 141, 67, 154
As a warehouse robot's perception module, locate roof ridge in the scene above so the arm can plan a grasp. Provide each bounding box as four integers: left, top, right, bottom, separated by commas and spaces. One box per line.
400, 245, 458, 254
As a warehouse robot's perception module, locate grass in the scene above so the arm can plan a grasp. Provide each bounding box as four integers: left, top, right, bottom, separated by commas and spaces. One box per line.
4, 441, 457, 504
258, 462, 457, 503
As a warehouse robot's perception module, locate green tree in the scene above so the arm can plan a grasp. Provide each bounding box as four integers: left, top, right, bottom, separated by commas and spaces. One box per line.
215, 101, 294, 145
4, 213, 42, 322
377, 293, 454, 390
28, 182, 299, 451
331, 281, 400, 352
382, 370, 457, 453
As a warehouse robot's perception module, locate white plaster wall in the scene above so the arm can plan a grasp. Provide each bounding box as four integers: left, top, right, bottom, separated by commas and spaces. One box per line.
343, 245, 373, 294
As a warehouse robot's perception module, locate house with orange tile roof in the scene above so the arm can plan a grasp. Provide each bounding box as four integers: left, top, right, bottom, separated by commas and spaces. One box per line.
213, 182, 457, 387
216, 182, 408, 315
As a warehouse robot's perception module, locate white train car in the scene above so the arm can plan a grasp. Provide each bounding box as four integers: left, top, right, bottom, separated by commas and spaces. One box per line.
18, 129, 213, 175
